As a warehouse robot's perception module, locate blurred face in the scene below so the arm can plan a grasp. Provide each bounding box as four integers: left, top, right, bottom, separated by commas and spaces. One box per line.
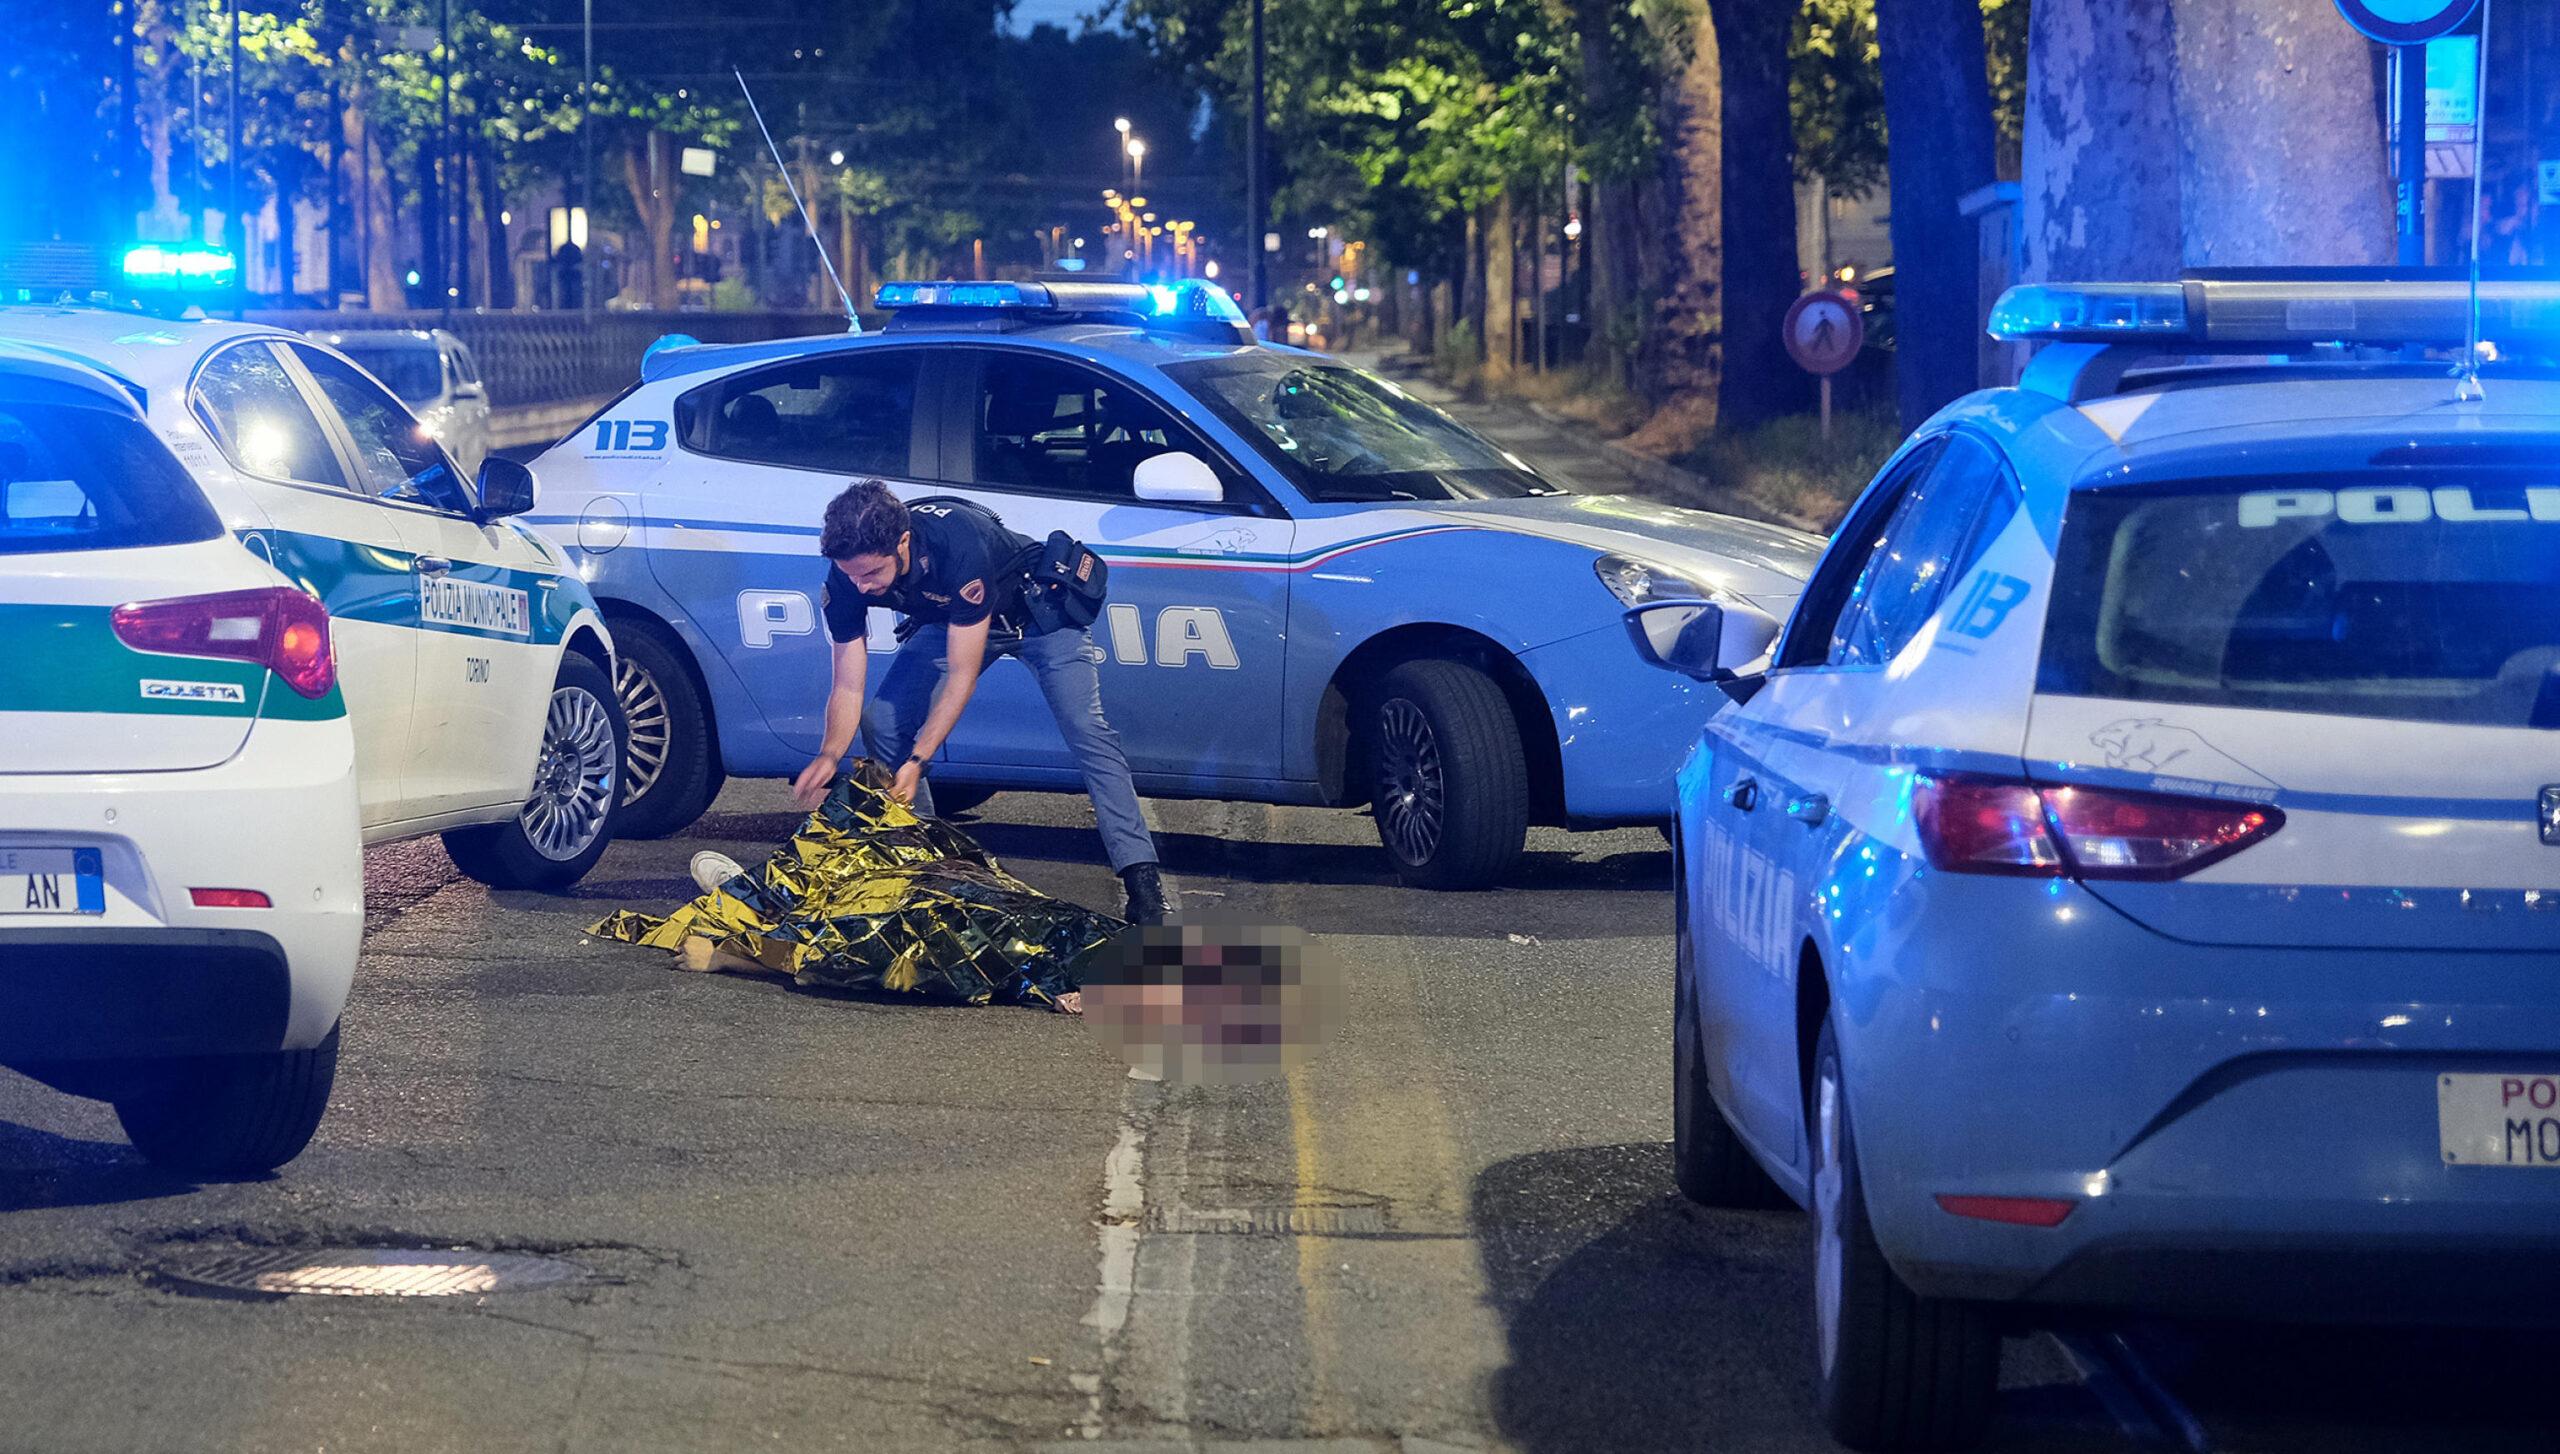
834, 532, 909, 595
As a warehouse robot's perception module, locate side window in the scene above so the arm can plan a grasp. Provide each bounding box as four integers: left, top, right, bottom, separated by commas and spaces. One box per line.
191, 342, 350, 490
290, 345, 471, 512
1826, 435, 2017, 668
970, 353, 1192, 501
677, 351, 920, 476
450, 342, 482, 386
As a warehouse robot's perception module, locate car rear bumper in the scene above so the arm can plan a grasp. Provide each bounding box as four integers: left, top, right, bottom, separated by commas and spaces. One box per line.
0, 927, 291, 1064
1836, 875, 2560, 1322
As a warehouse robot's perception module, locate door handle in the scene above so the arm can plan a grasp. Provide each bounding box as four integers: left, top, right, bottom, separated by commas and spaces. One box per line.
412, 555, 453, 576
1723, 778, 1760, 812
1786, 793, 1830, 826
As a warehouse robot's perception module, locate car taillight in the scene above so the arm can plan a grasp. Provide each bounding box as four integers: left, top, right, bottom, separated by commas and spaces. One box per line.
1914, 775, 2281, 881
111, 586, 336, 699
189, 888, 272, 909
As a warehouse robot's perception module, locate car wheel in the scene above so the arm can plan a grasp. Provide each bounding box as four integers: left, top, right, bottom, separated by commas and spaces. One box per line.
612, 622, 724, 839
1674, 953, 1782, 1207
113, 1023, 340, 1176
925, 780, 997, 818
1365, 659, 1528, 890
444, 653, 625, 891
1811, 1015, 1999, 1451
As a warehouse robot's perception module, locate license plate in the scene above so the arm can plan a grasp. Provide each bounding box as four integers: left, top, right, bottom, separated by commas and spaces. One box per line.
2438, 1073, 2560, 1167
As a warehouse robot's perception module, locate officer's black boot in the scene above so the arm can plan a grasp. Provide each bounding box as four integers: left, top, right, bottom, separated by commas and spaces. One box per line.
1119, 863, 1174, 926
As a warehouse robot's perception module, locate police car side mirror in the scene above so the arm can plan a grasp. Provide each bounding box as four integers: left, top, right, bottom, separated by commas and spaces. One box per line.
1133, 451, 1224, 505
474, 456, 536, 522
1623, 600, 1781, 683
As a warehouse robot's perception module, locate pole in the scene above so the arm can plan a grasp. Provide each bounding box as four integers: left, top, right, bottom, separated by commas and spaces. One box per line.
1247, 0, 1267, 311
579, 0, 594, 314
1820, 375, 1833, 441
438, 0, 452, 318
2396, 41, 2425, 266
227, 0, 242, 318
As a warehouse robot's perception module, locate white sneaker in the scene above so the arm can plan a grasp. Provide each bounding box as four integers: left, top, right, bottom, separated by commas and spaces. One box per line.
689, 851, 745, 895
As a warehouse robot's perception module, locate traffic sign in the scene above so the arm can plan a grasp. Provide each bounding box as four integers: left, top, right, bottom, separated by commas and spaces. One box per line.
1782, 290, 1864, 376
2334, 0, 2479, 46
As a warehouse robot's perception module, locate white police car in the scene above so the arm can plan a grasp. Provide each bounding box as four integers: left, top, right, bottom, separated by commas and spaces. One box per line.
529, 278, 1821, 887
0, 305, 625, 890
0, 344, 359, 1173
1633, 278, 2560, 1449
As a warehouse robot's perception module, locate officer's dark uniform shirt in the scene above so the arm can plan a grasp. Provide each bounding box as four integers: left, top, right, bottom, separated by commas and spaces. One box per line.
822, 500, 1034, 644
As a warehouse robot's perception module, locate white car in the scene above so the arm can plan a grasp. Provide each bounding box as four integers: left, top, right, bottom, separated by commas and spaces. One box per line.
311, 327, 492, 475
0, 304, 624, 890
0, 345, 359, 1174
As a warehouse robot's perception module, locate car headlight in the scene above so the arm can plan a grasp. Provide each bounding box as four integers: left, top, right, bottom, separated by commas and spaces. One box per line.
1594, 552, 1726, 608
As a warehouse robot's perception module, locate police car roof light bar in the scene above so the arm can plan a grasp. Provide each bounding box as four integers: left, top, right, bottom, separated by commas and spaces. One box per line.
1989, 278, 2560, 350
874, 277, 1253, 345
734, 68, 860, 335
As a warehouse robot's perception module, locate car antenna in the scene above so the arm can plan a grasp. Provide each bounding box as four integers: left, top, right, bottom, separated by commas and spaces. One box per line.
2455, 0, 2493, 403
734, 68, 861, 335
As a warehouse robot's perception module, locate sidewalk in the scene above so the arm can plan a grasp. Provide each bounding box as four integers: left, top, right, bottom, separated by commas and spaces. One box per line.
1332, 343, 1782, 527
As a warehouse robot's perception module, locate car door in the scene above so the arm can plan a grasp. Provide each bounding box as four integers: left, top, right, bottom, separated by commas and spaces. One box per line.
931, 348, 1292, 782
647, 346, 935, 751
189, 339, 417, 830
1705, 435, 2021, 1158
284, 341, 553, 823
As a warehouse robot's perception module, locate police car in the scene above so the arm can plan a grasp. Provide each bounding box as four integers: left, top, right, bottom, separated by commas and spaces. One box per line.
528, 278, 1821, 887
1632, 278, 2560, 1449
0, 305, 624, 890
0, 345, 359, 1173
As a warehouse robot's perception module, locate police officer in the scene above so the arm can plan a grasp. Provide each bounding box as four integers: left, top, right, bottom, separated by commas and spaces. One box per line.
790, 479, 1173, 925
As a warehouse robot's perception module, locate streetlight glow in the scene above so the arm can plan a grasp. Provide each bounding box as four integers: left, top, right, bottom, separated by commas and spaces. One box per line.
1125, 138, 1146, 160
829, 149, 845, 166
1114, 116, 1131, 134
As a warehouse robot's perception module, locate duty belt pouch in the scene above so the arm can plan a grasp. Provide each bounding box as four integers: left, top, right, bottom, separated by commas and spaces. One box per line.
1018, 531, 1109, 636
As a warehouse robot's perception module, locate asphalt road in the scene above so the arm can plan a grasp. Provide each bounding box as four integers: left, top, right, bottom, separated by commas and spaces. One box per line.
7, 362, 2555, 1453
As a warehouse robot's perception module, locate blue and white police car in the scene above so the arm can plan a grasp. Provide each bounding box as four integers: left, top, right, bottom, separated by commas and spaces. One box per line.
1632, 278, 2560, 1449
529, 278, 1821, 887
0, 305, 625, 891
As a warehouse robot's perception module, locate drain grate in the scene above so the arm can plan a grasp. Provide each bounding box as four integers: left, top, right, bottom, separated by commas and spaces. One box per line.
152, 1247, 591, 1299
1151, 1205, 1390, 1236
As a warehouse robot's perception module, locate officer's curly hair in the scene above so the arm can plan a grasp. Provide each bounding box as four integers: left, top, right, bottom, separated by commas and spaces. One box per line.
819, 479, 909, 561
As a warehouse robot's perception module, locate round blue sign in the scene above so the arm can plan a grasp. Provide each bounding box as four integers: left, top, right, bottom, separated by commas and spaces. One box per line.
2334, 0, 2481, 44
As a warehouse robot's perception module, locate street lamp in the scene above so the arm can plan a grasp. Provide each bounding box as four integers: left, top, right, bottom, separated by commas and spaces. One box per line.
1126, 136, 1147, 195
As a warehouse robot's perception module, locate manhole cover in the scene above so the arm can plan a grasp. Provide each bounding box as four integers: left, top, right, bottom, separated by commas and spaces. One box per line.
153, 1247, 591, 1299
1151, 1205, 1390, 1236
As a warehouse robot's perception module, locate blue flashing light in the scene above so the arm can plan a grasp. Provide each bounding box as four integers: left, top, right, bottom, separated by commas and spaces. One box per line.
875, 280, 1031, 309
1146, 284, 1178, 315
1987, 283, 2189, 342
642, 333, 703, 371
119, 242, 237, 292
1158, 278, 1250, 329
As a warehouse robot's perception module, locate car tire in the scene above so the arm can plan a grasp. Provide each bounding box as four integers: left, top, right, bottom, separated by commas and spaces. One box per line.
1811, 1015, 2000, 1452
113, 1023, 340, 1176
611, 622, 724, 840
444, 652, 626, 891
926, 780, 997, 818
1674, 955, 1783, 1207
1365, 659, 1529, 890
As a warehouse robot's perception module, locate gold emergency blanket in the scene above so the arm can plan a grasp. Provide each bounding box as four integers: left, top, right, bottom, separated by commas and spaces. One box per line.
587, 763, 1121, 1009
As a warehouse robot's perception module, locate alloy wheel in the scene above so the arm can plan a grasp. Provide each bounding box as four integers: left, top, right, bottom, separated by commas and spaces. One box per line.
522, 684, 619, 860
614, 655, 670, 807
1375, 698, 1445, 865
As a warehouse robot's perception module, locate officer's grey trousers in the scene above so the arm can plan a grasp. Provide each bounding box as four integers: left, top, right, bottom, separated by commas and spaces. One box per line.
858, 623, 1159, 873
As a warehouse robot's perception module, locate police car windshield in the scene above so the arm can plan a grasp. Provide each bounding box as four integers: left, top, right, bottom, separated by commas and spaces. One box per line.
1167, 356, 1562, 502
333, 342, 443, 405
2039, 473, 2560, 729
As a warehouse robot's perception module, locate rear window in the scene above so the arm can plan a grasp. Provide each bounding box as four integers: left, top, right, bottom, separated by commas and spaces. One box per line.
0, 396, 224, 556
2041, 475, 2560, 728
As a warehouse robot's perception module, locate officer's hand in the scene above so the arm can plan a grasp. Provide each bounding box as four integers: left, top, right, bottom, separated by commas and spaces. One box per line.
889, 758, 925, 807
790, 756, 836, 809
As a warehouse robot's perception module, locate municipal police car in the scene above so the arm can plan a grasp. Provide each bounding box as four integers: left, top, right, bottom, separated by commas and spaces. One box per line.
0, 344, 359, 1173
1632, 279, 2560, 1449
529, 278, 1821, 887
0, 305, 624, 890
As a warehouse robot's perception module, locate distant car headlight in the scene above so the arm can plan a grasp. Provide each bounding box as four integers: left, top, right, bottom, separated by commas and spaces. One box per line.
1594, 552, 1727, 608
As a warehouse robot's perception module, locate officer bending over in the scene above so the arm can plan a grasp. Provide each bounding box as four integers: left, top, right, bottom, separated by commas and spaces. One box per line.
790, 479, 1173, 925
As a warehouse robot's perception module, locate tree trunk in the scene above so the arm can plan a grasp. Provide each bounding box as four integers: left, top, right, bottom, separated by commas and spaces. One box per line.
135, 2, 182, 236
2020, 0, 2182, 283
1648, 6, 1722, 412
622, 135, 681, 309
477, 136, 513, 309
1876, 0, 1999, 428
1460, 209, 1485, 358
1485, 190, 1518, 382
2172, 0, 2389, 266
269, 152, 300, 304
1711, 0, 1812, 429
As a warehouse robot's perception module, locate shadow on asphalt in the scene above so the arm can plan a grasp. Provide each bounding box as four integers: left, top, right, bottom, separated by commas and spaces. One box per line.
0, 1116, 201, 1212
1471, 1143, 2123, 1454
2126, 1318, 2560, 1452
